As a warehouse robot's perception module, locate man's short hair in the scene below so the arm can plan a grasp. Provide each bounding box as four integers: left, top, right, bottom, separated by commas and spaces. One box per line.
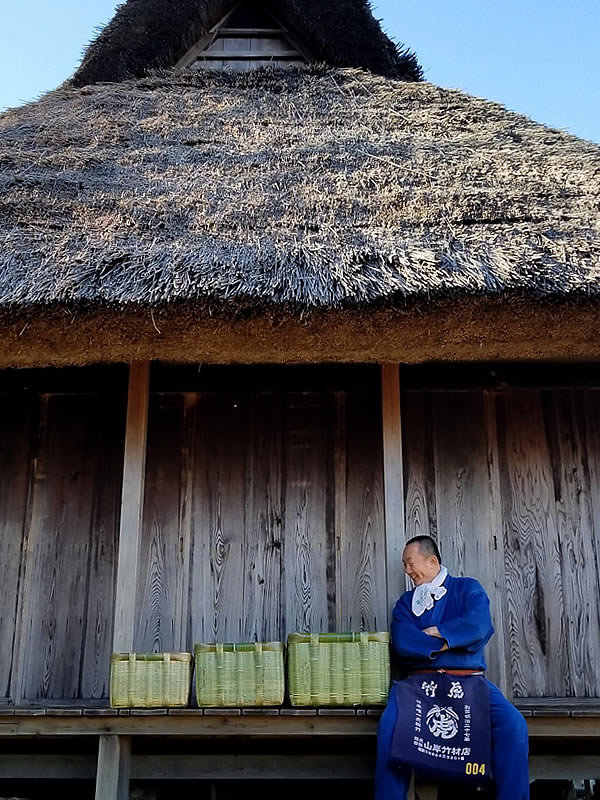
405, 535, 442, 563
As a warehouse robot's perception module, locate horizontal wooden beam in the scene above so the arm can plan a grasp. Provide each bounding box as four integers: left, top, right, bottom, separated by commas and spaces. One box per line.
517, 697, 600, 715
0, 754, 371, 781
0, 712, 598, 738
219, 28, 288, 35
0, 714, 375, 737
529, 755, 600, 780
0, 753, 598, 781
198, 51, 301, 59
133, 754, 374, 780
0, 754, 96, 779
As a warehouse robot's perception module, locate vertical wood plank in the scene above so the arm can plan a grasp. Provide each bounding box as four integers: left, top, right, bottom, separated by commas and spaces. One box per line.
583, 389, 600, 695
192, 391, 247, 643
243, 392, 283, 642
401, 390, 436, 594
333, 392, 347, 631
134, 393, 186, 653
342, 388, 387, 630
282, 392, 329, 635
177, 393, 196, 652
205, 38, 225, 52
483, 391, 510, 696
549, 390, 600, 697
18, 394, 123, 700
0, 393, 36, 699
223, 36, 247, 51
402, 391, 436, 546
10, 394, 50, 702
113, 362, 150, 653
582, 389, 600, 698
496, 390, 568, 697
381, 365, 405, 616
583, 387, 600, 541
95, 735, 131, 800
22, 396, 89, 699
80, 397, 126, 699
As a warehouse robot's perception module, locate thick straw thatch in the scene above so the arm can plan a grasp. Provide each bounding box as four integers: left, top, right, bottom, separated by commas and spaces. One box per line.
70, 0, 422, 85
1, 67, 599, 316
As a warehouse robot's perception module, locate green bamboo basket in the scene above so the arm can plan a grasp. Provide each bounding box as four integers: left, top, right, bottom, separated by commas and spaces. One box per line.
194, 642, 285, 707
110, 652, 193, 708
287, 632, 391, 706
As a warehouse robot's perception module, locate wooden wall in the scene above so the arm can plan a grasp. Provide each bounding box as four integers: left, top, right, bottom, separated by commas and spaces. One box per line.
0, 385, 126, 704
402, 386, 600, 698
133, 385, 387, 653
496, 390, 600, 698
2, 366, 600, 704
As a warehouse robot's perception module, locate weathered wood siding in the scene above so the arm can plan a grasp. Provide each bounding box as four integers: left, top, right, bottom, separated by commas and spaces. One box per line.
0, 394, 36, 701
497, 390, 600, 698
0, 390, 125, 703
133, 386, 387, 653
402, 385, 600, 699
193, 36, 305, 70
2, 366, 600, 704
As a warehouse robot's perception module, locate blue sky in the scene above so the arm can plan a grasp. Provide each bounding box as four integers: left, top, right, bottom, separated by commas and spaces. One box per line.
0, 0, 599, 143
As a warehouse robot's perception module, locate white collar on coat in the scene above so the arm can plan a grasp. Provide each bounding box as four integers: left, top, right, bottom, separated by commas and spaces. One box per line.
411, 565, 448, 617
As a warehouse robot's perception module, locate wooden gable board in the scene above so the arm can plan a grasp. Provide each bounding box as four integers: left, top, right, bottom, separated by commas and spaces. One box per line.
176, 0, 310, 71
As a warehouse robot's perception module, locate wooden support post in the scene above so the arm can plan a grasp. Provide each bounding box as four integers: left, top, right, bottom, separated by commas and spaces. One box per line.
113, 362, 150, 653
334, 391, 347, 631
483, 391, 510, 696
381, 364, 406, 615
95, 735, 131, 800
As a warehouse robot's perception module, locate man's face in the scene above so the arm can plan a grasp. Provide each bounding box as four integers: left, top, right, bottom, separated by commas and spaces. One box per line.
402, 543, 440, 586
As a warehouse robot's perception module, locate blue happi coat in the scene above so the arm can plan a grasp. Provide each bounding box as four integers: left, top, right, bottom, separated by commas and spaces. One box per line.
391, 575, 493, 670
375, 573, 530, 800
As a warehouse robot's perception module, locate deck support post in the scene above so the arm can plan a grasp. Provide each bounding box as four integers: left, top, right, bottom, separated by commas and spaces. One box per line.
113, 361, 150, 653
95, 735, 131, 800
381, 364, 406, 615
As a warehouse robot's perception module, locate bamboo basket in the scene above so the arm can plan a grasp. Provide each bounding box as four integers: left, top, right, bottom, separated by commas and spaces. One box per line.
195, 642, 285, 707
110, 652, 193, 708
287, 632, 390, 706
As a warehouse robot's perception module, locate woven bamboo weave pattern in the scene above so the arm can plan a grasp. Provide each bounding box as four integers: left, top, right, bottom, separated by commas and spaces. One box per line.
110, 652, 193, 708
195, 642, 285, 707
287, 632, 390, 706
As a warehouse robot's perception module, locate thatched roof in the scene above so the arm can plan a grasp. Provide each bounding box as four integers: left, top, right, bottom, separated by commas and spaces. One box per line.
70, 0, 422, 86
1, 66, 599, 320
4, 300, 600, 369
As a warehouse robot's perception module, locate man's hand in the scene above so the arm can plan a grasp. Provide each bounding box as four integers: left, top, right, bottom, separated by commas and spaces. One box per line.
423, 626, 449, 651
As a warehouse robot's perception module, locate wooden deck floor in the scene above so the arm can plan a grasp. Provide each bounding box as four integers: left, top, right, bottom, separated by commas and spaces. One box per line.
0, 705, 597, 787
0, 702, 599, 738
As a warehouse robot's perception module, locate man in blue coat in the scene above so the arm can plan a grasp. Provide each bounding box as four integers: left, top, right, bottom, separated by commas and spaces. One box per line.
375, 535, 529, 800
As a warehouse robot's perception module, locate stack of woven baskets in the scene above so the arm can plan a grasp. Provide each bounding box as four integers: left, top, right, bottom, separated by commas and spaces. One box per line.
110, 632, 390, 709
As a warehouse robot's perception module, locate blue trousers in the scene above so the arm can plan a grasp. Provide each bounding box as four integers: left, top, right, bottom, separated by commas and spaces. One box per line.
375, 680, 529, 800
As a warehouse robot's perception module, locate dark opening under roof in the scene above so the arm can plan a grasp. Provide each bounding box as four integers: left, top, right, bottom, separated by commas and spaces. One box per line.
70, 0, 422, 86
